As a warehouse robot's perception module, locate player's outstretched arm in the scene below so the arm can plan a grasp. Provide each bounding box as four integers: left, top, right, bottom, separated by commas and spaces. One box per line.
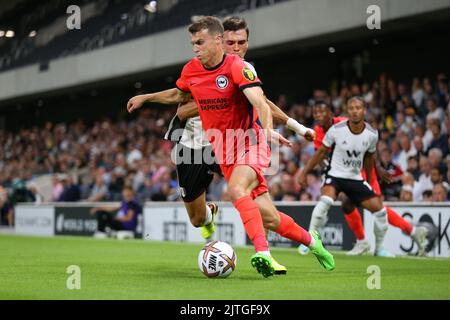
298, 144, 328, 187
243, 86, 291, 147
266, 98, 316, 142
176, 100, 199, 120
243, 86, 273, 129
127, 88, 191, 113
363, 152, 375, 185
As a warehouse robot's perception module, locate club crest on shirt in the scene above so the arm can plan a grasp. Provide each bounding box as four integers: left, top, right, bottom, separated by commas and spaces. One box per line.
242, 67, 256, 81
216, 75, 228, 89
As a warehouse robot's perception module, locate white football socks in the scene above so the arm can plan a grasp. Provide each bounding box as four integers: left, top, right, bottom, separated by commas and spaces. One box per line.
309, 195, 334, 232
373, 207, 388, 251
259, 251, 271, 257
203, 204, 213, 226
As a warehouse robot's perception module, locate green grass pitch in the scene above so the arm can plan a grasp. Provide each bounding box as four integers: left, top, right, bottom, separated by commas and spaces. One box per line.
0, 234, 449, 300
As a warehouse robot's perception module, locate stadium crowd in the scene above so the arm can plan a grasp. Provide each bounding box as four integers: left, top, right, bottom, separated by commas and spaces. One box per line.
1, 72, 450, 225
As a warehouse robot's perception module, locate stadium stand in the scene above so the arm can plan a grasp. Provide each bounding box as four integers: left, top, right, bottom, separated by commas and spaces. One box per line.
0, 0, 288, 71
1, 71, 449, 227
1, 0, 449, 228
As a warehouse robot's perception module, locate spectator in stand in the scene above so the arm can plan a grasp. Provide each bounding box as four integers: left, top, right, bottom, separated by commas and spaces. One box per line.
399, 185, 414, 202
437, 75, 449, 108
422, 190, 433, 201
412, 135, 426, 157
401, 173, 421, 202
26, 182, 43, 205
406, 156, 421, 180
281, 192, 299, 201
390, 140, 402, 166
299, 192, 313, 201
430, 168, 450, 191
57, 175, 81, 202
280, 173, 297, 198
428, 148, 447, 177
427, 120, 449, 156
432, 183, 449, 202
88, 174, 109, 202
150, 167, 178, 201
412, 77, 425, 109
52, 175, 64, 201
416, 156, 434, 200
305, 172, 321, 201
426, 97, 445, 123
90, 186, 142, 237
269, 181, 283, 201
397, 134, 417, 172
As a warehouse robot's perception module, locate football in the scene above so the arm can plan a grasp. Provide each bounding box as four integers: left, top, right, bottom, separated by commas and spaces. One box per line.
198, 241, 237, 278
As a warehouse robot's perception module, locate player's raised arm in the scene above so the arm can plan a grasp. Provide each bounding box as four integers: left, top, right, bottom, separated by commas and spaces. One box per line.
127, 88, 191, 113
176, 100, 199, 120
243, 86, 292, 147
266, 98, 316, 142
298, 144, 328, 188
243, 86, 272, 129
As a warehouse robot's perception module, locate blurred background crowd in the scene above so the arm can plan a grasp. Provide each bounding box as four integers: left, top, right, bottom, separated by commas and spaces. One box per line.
1, 71, 449, 225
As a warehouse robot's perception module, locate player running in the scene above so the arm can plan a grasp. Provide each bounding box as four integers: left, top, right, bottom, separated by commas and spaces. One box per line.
128, 17, 315, 275
176, 17, 316, 269
127, 16, 334, 277
299, 97, 391, 256
299, 101, 428, 256
177, 17, 312, 140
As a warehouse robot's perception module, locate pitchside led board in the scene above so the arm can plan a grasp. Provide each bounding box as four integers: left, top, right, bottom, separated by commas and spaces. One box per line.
14, 203, 450, 257
14, 204, 144, 238
142, 203, 360, 251
364, 205, 450, 257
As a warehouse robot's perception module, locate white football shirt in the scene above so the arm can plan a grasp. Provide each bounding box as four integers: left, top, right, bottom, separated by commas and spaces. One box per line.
323, 120, 378, 180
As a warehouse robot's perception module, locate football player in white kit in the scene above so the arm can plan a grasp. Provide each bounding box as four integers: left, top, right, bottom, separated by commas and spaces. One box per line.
299, 97, 391, 256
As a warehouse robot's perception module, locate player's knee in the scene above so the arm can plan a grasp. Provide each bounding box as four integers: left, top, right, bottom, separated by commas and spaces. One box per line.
319, 195, 334, 208
342, 199, 355, 214
190, 215, 205, 228
227, 184, 248, 202
367, 198, 383, 213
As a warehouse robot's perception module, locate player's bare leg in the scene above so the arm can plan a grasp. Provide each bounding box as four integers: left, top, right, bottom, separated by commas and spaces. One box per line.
184, 192, 208, 227
360, 196, 393, 257
227, 165, 275, 277
183, 192, 217, 239
341, 196, 371, 256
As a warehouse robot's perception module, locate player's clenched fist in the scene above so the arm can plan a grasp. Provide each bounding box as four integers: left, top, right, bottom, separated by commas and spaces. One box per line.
304, 129, 316, 142
127, 94, 148, 113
